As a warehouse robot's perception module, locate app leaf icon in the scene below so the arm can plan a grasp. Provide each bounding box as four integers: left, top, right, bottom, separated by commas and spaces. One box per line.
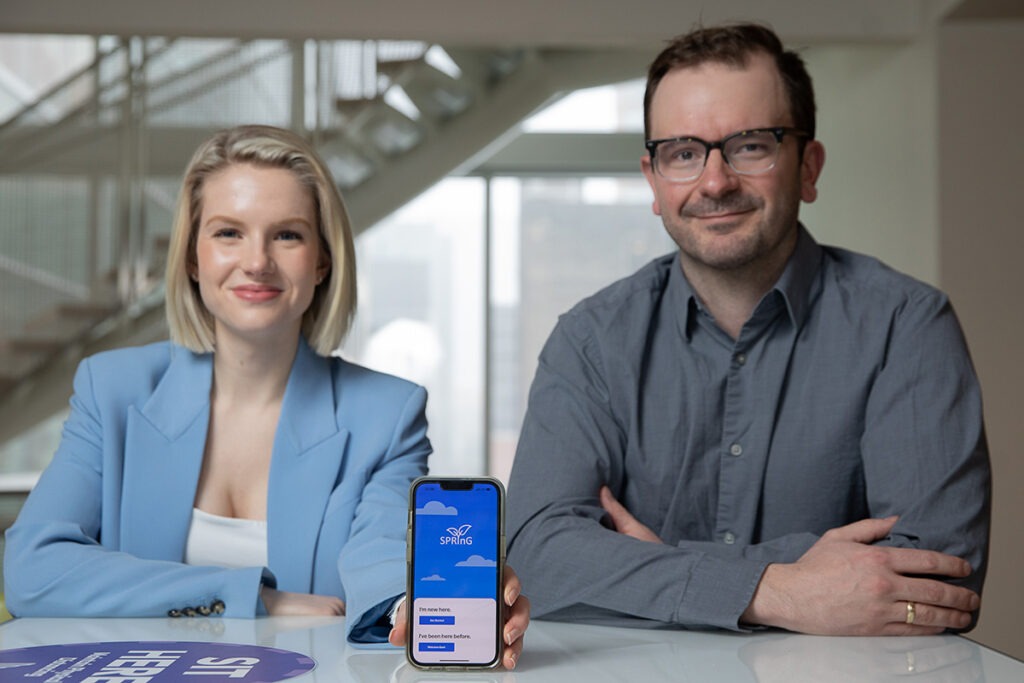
445, 524, 473, 539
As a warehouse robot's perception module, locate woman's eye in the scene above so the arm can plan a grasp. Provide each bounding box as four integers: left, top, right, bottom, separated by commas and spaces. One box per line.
276, 230, 303, 241
212, 227, 240, 238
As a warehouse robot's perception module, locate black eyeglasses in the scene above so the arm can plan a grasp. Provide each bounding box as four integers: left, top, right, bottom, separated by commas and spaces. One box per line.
645, 127, 809, 183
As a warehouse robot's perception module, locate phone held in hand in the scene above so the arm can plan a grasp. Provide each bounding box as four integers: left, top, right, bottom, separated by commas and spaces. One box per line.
406, 477, 506, 670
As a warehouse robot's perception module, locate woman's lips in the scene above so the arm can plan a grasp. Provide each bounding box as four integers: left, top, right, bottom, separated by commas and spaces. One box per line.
232, 285, 282, 302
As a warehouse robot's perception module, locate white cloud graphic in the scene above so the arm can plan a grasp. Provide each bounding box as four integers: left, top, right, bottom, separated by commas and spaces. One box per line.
416, 500, 458, 516
455, 554, 497, 567
421, 574, 446, 581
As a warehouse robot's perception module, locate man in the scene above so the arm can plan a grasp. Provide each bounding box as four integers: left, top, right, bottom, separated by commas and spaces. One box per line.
506, 23, 990, 636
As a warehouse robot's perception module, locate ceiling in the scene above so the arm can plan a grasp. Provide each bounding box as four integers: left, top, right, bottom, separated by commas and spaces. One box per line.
0, 0, 994, 46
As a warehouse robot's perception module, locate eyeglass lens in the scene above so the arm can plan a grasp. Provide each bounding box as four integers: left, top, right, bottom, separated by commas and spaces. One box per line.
656, 130, 781, 181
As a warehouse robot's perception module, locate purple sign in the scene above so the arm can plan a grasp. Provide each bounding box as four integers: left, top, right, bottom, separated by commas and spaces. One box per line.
0, 641, 315, 683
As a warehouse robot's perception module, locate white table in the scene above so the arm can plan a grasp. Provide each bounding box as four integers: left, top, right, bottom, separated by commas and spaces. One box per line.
1, 616, 1020, 682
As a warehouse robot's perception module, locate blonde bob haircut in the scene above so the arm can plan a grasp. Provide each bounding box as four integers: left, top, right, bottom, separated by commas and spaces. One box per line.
165, 124, 357, 356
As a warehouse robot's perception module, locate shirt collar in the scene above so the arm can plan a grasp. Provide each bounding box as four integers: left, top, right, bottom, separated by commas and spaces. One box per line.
773, 224, 822, 331
669, 224, 823, 341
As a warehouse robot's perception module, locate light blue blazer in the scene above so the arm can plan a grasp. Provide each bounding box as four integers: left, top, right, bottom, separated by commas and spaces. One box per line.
4, 339, 430, 641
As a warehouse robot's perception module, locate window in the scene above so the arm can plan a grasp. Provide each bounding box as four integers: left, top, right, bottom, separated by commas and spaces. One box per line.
343, 178, 486, 476
345, 173, 672, 481
345, 80, 670, 481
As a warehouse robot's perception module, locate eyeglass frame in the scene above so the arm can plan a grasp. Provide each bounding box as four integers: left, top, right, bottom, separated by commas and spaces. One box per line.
644, 127, 810, 183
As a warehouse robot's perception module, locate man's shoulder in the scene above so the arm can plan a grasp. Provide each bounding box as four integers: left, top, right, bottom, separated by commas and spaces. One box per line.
539, 253, 677, 370
821, 245, 949, 309
563, 253, 677, 326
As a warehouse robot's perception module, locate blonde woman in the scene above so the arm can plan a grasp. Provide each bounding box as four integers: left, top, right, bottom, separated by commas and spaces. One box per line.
5, 125, 527, 665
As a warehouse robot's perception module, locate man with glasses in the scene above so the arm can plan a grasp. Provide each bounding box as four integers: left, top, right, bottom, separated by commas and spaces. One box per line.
506, 23, 989, 635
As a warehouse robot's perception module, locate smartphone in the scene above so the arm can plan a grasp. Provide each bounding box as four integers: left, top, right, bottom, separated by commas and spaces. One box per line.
406, 477, 505, 670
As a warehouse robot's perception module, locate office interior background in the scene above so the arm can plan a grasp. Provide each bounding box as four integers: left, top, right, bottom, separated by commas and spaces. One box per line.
0, 0, 1020, 659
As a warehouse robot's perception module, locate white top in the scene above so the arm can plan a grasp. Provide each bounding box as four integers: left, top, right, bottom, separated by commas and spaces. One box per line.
184, 507, 268, 569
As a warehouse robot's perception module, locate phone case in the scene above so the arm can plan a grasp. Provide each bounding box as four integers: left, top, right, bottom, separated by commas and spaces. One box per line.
405, 476, 506, 670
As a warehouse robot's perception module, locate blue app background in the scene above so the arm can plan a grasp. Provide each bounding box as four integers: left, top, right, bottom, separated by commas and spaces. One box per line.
413, 482, 500, 600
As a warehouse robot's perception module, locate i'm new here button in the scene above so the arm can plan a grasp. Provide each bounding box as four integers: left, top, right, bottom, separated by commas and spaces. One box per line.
419, 615, 456, 625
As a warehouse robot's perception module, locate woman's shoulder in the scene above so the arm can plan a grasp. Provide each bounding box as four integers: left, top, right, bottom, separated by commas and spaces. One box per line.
82, 340, 194, 380
77, 341, 203, 402
329, 355, 423, 389
328, 356, 426, 402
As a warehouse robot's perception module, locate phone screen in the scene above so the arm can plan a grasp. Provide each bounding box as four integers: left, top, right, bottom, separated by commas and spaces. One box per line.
408, 478, 504, 669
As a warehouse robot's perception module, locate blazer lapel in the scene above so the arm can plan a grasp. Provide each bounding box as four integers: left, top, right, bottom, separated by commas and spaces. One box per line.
121, 347, 212, 561
266, 339, 348, 592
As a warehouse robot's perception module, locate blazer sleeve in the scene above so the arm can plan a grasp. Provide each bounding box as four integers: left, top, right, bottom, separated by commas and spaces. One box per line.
338, 383, 430, 643
3, 356, 269, 618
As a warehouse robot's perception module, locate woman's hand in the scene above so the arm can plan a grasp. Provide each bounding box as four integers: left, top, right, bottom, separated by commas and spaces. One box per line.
388, 565, 531, 670
260, 586, 346, 616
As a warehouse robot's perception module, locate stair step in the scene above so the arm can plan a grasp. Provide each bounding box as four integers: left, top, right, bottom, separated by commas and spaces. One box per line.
3, 337, 67, 355
22, 301, 118, 338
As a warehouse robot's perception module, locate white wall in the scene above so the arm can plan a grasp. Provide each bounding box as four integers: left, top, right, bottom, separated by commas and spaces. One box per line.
801, 38, 939, 284
938, 19, 1024, 660
798, 22, 1023, 660
786, 32, 1023, 658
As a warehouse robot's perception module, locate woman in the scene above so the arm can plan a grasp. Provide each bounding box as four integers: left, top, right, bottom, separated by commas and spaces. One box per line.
4, 125, 527, 666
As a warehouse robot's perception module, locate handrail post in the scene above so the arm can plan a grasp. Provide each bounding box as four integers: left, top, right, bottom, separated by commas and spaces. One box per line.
290, 39, 306, 136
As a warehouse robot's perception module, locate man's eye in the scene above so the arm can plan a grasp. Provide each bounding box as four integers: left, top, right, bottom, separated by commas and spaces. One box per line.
665, 145, 702, 163
736, 142, 768, 154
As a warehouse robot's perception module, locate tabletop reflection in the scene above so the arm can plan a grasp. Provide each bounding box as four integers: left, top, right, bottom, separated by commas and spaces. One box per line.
0, 616, 1011, 683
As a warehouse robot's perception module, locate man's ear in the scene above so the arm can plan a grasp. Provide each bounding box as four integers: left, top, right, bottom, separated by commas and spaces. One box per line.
640, 155, 662, 217
800, 140, 826, 204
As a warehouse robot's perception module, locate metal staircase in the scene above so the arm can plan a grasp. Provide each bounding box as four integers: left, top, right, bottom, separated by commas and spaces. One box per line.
0, 36, 649, 446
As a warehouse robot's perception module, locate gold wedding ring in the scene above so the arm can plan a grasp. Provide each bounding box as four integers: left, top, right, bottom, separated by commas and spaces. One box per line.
906, 601, 916, 625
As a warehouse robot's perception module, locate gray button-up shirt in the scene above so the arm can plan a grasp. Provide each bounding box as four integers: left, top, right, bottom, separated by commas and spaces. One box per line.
507, 226, 990, 630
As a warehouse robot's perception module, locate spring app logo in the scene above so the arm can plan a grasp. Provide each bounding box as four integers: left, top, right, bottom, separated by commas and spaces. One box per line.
441, 523, 473, 545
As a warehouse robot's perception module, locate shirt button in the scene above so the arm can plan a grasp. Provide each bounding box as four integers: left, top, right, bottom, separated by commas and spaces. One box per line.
723, 532, 736, 544
730, 443, 743, 456
735, 353, 747, 365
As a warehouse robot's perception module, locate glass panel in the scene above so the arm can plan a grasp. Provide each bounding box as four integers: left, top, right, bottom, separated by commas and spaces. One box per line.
147, 40, 293, 127
0, 35, 96, 124
487, 176, 674, 482
343, 178, 486, 476
523, 79, 644, 133
0, 175, 94, 332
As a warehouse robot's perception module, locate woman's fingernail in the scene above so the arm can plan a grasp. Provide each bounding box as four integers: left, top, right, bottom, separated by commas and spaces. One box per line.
505, 628, 519, 646
506, 651, 517, 669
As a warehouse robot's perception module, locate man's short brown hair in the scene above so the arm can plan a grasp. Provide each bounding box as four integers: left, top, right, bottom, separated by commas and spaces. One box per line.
644, 23, 816, 140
